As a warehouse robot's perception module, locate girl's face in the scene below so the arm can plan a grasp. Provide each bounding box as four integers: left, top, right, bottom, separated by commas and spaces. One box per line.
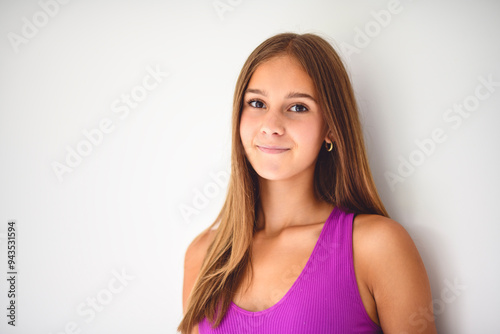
239, 55, 330, 182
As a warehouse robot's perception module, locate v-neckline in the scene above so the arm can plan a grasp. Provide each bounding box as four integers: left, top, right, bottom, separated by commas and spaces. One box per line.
230, 206, 337, 315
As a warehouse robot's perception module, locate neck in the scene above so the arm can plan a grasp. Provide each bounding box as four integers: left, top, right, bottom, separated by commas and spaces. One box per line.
255, 168, 333, 238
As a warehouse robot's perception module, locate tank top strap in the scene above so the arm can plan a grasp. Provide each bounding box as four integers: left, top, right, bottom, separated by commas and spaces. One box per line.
298, 205, 354, 285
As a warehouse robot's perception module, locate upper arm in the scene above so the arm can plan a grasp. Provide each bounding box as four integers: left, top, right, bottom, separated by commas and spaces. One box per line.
182, 228, 217, 315
354, 215, 437, 333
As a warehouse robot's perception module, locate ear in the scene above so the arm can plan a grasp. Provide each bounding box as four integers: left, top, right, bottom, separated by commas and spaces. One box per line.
324, 131, 334, 144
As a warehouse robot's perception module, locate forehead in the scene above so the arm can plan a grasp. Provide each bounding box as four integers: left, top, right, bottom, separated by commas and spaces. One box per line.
247, 55, 316, 96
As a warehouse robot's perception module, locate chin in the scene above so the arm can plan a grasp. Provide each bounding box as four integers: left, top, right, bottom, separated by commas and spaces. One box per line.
253, 168, 293, 181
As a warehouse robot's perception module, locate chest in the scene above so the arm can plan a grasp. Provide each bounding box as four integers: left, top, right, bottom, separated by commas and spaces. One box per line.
232, 224, 324, 312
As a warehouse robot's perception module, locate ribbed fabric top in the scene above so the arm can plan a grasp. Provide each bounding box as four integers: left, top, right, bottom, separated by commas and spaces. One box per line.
198, 206, 383, 333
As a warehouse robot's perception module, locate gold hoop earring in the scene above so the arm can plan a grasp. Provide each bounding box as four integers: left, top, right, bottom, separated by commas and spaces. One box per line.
325, 141, 333, 152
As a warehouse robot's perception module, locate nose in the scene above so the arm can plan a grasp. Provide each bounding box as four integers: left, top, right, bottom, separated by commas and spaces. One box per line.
260, 109, 284, 136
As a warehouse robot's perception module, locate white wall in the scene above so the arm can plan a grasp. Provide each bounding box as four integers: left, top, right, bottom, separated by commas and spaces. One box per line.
0, 0, 499, 333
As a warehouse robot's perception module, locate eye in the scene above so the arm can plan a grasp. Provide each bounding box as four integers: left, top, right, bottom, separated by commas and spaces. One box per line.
248, 99, 265, 109
290, 104, 308, 112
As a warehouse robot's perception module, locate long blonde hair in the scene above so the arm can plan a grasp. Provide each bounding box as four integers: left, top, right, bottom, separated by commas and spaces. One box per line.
177, 32, 388, 333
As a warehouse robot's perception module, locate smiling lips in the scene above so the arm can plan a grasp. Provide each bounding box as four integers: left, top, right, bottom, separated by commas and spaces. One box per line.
257, 145, 290, 154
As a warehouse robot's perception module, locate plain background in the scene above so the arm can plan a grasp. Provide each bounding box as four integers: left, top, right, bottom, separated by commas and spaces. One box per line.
1, 0, 499, 333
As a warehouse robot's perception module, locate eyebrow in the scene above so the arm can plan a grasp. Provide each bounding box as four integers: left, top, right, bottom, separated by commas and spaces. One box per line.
245, 88, 317, 103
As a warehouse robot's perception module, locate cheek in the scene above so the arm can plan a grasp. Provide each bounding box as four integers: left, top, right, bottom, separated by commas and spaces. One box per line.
239, 111, 254, 146
297, 120, 325, 147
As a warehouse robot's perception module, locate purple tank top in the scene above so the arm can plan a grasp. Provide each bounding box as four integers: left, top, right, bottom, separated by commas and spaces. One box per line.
198, 206, 383, 333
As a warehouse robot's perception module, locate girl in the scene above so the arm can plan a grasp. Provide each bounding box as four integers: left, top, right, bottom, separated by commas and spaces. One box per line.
178, 32, 436, 334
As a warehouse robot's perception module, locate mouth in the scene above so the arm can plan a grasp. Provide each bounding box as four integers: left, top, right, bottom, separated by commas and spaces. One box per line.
256, 145, 290, 154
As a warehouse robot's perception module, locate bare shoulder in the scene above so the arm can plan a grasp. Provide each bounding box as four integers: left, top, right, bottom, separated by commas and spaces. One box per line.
185, 227, 218, 265
182, 228, 217, 314
353, 213, 408, 236
353, 213, 415, 254
352, 213, 437, 333
352, 213, 424, 287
